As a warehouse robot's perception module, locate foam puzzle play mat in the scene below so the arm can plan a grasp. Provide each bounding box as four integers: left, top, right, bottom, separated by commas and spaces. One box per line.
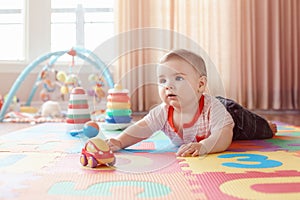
0, 121, 300, 200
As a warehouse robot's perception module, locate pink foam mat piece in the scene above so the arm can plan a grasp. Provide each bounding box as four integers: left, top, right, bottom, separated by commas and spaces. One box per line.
186, 170, 300, 200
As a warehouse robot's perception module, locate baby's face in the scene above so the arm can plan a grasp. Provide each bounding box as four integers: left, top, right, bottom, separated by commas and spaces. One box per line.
157, 58, 201, 110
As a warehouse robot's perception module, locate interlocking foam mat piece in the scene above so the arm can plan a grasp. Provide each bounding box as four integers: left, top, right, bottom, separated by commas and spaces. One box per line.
0, 122, 300, 200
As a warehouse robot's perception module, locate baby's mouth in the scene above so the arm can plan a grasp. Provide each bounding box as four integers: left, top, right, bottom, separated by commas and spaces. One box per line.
167, 94, 177, 98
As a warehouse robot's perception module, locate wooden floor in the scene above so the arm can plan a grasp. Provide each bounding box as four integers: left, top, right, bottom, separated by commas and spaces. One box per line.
254, 110, 300, 126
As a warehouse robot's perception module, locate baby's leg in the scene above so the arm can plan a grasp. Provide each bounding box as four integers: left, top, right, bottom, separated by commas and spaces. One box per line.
216, 96, 275, 140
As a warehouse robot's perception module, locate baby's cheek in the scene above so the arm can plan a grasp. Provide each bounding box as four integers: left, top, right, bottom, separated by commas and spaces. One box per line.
158, 88, 165, 97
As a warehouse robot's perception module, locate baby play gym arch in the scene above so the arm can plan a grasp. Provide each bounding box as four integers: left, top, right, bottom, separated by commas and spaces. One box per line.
0, 47, 114, 121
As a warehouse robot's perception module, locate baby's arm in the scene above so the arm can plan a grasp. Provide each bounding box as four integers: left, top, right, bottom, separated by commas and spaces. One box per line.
200, 124, 233, 154
107, 118, 153, 151
176, 124, 233, 157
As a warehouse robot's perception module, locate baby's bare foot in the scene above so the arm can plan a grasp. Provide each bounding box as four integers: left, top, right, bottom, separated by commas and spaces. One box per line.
268, 121, 277, 136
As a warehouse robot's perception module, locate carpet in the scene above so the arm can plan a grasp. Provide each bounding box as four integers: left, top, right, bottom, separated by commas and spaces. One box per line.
0, 122, 300, 200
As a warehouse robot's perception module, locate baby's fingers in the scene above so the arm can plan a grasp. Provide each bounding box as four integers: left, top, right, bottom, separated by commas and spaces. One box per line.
191, 149, 200, 157
106, 138, 121, 151
176, 144, 189, 156
176, 143, 196, 157
177, 143, 202, 157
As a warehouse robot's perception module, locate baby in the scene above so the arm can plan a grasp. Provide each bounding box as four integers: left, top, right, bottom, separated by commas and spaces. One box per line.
107, 49, 276, 156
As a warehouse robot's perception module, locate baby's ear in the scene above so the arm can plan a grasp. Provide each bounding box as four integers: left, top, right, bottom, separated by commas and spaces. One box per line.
198, 76, 207, 88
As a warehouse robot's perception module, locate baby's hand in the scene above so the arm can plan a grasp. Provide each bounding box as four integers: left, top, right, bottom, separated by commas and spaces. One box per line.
176, 142, 202, 157
106, 138, 122, 152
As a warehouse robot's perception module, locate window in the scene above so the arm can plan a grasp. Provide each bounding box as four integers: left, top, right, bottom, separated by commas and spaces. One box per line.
0, 0, 24, 61
0, 0, 114, 62
51, 0, 114, 52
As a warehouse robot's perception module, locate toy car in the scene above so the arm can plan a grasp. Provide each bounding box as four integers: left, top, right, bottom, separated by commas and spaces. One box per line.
80, 137, 116, 168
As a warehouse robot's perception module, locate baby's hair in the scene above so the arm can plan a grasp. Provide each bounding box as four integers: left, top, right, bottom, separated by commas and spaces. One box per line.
159, 49, 207, 77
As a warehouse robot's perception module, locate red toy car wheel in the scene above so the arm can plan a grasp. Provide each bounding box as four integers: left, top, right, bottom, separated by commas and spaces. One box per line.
107, 157, 116, 166
80, 154, 87, 166
88, 157, 98, 168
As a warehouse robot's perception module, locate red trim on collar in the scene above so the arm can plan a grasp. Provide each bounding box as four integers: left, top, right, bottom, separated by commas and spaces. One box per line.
168, 95, 205, 139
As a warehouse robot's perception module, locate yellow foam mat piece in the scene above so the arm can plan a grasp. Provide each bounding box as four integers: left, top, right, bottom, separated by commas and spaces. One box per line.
178, 151, 300, 174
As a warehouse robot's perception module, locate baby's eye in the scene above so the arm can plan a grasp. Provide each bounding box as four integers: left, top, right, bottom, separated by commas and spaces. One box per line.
175, 76, 184, 81
158, 78, 166, 84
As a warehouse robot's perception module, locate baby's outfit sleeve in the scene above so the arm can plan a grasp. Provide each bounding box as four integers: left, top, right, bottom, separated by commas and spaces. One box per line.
209, 97, 234, 132
143, 103, 167, 133
124, 103, 167, 140
199, 96, 234, 152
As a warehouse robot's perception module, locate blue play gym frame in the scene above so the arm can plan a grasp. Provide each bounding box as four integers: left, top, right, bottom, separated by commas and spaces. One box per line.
0, 47, 114, 122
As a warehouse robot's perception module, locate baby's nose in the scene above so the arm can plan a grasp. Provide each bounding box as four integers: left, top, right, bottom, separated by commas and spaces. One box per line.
165, 83, 174, 90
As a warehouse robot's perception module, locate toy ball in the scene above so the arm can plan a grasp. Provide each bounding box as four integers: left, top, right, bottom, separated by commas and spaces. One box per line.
83, 121, 99, 138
